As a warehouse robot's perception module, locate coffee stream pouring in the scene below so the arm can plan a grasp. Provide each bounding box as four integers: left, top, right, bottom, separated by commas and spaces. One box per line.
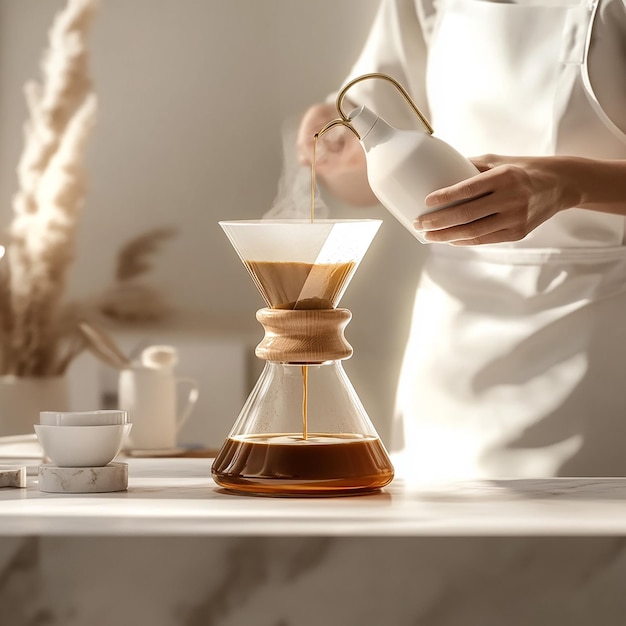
316, 73, 480, 243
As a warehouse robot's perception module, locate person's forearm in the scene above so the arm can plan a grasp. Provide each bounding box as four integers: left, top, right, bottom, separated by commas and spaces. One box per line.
567, 157, 626, 215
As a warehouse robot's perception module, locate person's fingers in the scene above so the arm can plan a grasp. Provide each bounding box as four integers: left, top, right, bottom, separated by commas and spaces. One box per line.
423, 174, 494, 212
418, 213, 513, 244
415, 191, 496, 232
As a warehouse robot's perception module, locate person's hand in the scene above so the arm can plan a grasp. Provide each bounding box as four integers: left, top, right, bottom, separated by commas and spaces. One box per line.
413, 155, 582, 245
296, 102, 365, 176
296, 102, 377, 207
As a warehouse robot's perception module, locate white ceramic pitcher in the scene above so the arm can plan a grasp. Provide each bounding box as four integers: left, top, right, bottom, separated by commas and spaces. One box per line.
118, 346, 199, 452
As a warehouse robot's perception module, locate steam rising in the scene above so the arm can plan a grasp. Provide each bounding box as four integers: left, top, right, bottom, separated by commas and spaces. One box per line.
263, 116, 330, 220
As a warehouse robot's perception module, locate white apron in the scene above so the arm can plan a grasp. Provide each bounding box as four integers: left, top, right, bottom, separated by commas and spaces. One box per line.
347, 0, 626, 478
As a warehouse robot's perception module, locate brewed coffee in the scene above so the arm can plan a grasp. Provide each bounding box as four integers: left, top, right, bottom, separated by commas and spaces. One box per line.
212, 433, 394, 496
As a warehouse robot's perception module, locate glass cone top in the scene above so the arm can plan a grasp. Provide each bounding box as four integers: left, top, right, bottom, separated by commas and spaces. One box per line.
219, 219, 381, 309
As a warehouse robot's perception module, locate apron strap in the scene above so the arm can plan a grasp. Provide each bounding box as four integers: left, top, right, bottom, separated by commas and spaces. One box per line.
580, 0, 626, 146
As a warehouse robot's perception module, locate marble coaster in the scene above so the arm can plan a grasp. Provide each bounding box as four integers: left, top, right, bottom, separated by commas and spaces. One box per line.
0, 465, 27, 488
38, 462, 128, 493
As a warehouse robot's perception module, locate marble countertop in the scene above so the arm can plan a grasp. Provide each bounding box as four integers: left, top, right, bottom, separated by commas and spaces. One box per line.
2, 456, 626, 536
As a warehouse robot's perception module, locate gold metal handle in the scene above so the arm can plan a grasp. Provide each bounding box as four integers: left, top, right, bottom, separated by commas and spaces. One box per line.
316, 72, 434, 140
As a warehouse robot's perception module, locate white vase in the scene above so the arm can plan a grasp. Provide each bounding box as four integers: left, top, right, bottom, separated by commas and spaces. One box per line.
0, 375, 70, 436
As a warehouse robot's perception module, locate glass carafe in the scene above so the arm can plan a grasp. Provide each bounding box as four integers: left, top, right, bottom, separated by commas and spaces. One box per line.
212, 219, 394, 496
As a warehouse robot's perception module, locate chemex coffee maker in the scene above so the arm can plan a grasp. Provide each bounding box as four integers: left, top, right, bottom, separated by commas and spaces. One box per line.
212, 219, 394, 496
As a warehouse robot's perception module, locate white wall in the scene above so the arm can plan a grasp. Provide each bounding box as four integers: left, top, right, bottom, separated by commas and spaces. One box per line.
0, 0, 426, 444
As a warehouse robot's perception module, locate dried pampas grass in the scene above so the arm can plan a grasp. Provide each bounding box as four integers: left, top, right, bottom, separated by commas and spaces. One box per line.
115, 227, 177, 283
93, 227, 177, 323
0, 0, 173, 376
1, 0, 99, 377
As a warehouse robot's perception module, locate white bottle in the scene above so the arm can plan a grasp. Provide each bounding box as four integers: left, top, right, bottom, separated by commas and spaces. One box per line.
349, 105, 479, 243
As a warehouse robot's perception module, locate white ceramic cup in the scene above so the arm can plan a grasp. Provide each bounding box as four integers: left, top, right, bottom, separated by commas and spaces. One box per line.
118, 366, 199, 451
34, 423, 132, 467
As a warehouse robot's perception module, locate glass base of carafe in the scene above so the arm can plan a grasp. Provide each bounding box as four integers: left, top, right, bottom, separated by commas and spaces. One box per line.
211, 432, 394, 497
